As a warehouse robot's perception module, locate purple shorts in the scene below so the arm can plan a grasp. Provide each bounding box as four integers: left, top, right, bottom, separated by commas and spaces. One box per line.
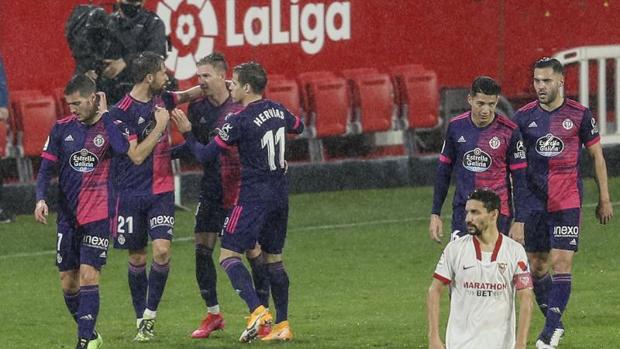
112, 192, 175, 250
56, 215, 110, 271
524, 208, 581, 252
451, 205, 511, 240
220, 202, 289, 254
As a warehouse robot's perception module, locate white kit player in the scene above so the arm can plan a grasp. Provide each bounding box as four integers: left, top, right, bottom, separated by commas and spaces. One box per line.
427, 189, 534, 349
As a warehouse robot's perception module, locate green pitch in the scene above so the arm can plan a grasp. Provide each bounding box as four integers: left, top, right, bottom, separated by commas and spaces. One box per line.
0, 178, 618, 348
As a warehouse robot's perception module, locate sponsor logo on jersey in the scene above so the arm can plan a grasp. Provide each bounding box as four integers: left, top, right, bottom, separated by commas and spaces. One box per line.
138, 116, 146, 124
569, 239, 577, 246
64, 134, 74, 142
535, 134, 564, 157
562, 118, 574, 130
142, 120, 156, 138
528, 121, 538, 128
149, 215, 175, 229
82, 235, 109, 250
514, 140, 526, 159
462, 148, 492, 172
463, 281, 508, 297
218, 123, 232, 141
99, 251, 107, 258
93, 134, 105, 147
489, 136, 501, 149
591, 117, 599, 134
552, 226, 579, 238
457, 136, 466, 143
69, 149, 99, 173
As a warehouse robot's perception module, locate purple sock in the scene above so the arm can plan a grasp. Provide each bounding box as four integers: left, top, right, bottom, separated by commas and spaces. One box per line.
128, 262, 148, 319
146, 260, 170, 311
77, 285, 99, 340
543, 273, 572, 335
220, 257, 261, 312
533, 273, 552, 316
249, 253, 271, 308
63, 290, 80, 323
267, 262, 289, 323
196, 245, 218, 307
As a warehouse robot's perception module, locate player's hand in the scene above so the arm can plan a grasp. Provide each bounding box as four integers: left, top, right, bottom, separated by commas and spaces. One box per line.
102, 58, 127, 79
429, 214, 443, 243
154, 107, 170, 130
34, 200, 49, 224
161, 91, 178, 111
509, 222, 525, 244
0, 107, 9, 122
596, 199, 613, 225
95, 92, 108, 115
84, 70, 98, 81
171, 109, 192, 133
429, 336, 445, 349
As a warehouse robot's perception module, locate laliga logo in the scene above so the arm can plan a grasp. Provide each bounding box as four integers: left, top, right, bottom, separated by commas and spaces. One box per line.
156, 0, 351, 80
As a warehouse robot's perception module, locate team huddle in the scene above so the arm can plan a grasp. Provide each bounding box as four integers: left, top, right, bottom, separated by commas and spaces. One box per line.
427, 58, 613, 349
34, 52, 303, 349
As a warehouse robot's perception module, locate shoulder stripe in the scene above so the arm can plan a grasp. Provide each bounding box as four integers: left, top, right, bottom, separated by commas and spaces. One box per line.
449, 112, 470, 123
57, 115, 76, 124
496, 114, 517, 129
117, 95, 133, 111
433, 273, 451, 285
517, 100, 538, 112
565, 98, 586, 111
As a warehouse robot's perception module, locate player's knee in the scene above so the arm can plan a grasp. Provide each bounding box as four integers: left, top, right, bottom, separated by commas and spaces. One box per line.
79, 265, 100, 286
152, 244, 171, 264
195, 232, 217, 248
129, 252, 147, 266
60, 270, 80, 293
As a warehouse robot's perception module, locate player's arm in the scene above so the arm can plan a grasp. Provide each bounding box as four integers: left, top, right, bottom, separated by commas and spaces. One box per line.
125, 107, 170, 165
34, 129, 61, 224
429, 128, 455, 242
97, 92, 130, 154
508, 130, 528, 243
515, 287, 533, 349
587, 142, 613, 224
161, 86, 206, 111
171, 108, 223, 163
284, 107, 304, 134
427, 278, 447, 349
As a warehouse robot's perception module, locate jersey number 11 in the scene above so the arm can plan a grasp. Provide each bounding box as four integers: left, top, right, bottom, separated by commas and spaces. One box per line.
261, 127, 285, 171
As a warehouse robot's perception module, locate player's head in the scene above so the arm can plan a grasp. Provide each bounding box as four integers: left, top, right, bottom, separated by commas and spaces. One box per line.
533, 57, 564, 106
64, 74, 99, 124
468, 76, 500, 127
465, 188, 500, 236
117, 0, 144, 18
196, 52, 228, 96
132, 51, 168, 94
230, 61, 267, 105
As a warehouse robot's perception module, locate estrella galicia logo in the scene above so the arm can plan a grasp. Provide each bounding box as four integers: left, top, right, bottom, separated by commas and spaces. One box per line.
70, 149, 99, 173
462, 148, 492, 172
536, 134, 564, 157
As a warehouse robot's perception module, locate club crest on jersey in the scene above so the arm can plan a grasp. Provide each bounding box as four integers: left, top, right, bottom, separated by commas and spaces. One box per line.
462, 148, 492, 172
562, 118, 574, 130
218, 123, 232, 141
93, 134, 105, 147
69, 149, 99, 173
535, 134, 564, 157
498, 262, 507, 274
117, 234, 126, 245
489, 136, 501, 149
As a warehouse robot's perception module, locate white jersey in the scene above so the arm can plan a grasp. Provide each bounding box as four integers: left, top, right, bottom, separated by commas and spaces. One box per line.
433, 234, 533, 349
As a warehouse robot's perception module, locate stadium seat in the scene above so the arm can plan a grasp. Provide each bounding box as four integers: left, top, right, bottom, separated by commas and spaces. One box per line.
390, 65, 439, 129
265, 78, 302, 119
340, 67, 379, 80
297, 71, 337, 115
306, 77, 350, 138
0, 122, 7, 158
15, 95, 57, 157
343, 72, 396, 133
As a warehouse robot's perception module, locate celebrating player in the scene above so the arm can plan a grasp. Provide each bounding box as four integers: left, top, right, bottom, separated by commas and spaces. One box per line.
427, 189, 534, 349
107, 51, 174, 342
429, 76, 528, 242
513, 57, 613, 348
34, 75, 130, 349
171, 61, 304, 342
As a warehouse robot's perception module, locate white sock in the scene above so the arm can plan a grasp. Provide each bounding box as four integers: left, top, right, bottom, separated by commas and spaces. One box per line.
136, 318, 143, 328
207, 305, 220, 315
143, 309, 157, 320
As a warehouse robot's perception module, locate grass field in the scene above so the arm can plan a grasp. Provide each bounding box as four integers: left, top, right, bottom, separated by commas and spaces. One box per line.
1, 178, 619, 348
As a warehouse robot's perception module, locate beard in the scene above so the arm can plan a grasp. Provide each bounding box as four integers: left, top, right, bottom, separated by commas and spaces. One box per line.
467, 223, 483, 236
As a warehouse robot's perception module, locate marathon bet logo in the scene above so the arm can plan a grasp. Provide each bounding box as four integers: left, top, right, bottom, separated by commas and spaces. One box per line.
462, 148, 492, 173
157, 0, 351, 80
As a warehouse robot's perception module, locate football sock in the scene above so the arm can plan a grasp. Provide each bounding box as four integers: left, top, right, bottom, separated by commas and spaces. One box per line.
220, 257, 261, 312
267, 261, 289, 323
248, 253, 271, 308
207, 305, 220, 315
533, 273, 552, 316
147, 260, 170, 312
77, 285, 99, 340
543, 273, 572, 335
63, 290, 80, 323
128, 262, 148, 319
196, 244, 218, 307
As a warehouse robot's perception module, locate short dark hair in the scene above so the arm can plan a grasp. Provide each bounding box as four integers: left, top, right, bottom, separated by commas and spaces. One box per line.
131, 51, 164, 83
196, 52, 228, 73
233, 61, 267, 94
468, 188, 501, 214
470, 76, 501, 96
64, 74, 96, 97
534, 57, 564, 75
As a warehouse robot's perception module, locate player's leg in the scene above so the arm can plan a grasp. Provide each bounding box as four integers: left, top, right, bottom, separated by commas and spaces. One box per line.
191, 199, 225, 338
259, 206, 292, 342
58, 217, 81, 323
139, 192, 175, 340
524, 210, 552, 317
61, 270, 80, 322
246, 244, 271, 337
219, 204, 269, 342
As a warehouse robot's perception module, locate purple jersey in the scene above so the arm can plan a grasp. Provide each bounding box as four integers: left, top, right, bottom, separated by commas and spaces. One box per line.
110, 94, 174, 195
188, 96, 243, 208
38, 113, 130, 225
513, 99, 600, 212
213, 99, 304, 203
432, 113, 527, 217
